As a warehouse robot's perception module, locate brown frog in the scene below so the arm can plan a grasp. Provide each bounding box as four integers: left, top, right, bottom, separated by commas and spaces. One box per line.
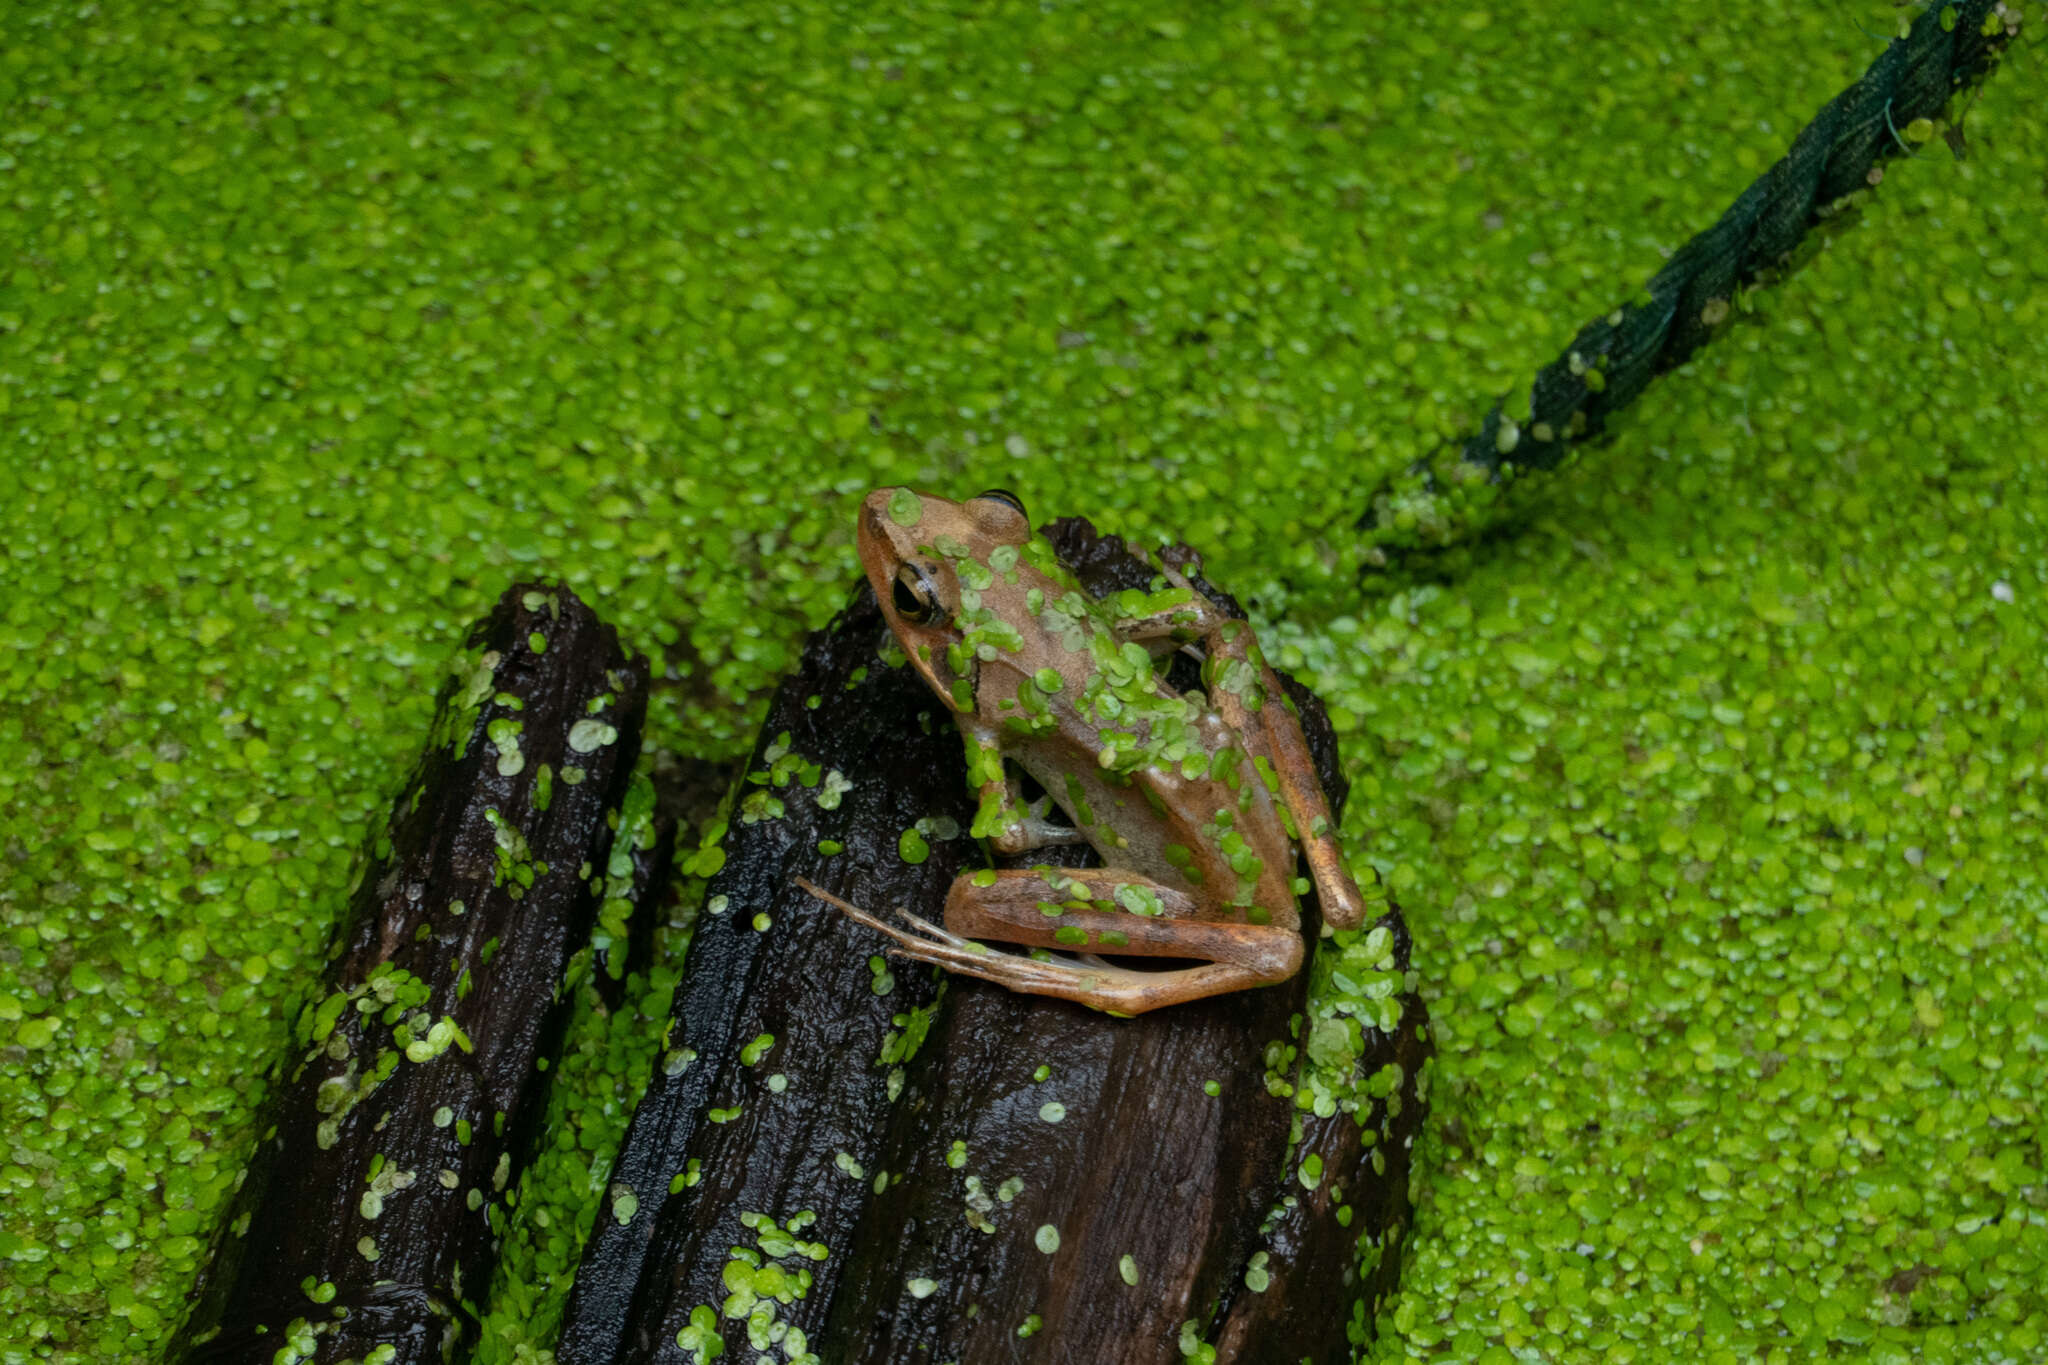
798, 487, 1365, 1014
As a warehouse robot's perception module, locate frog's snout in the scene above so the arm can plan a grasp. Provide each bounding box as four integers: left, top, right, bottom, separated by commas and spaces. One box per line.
856, 488, 901, 563
860, 487, 897, 526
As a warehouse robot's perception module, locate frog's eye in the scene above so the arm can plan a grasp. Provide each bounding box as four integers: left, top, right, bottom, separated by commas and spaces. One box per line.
892, 564, 944, 624
973, 488, 1028, 518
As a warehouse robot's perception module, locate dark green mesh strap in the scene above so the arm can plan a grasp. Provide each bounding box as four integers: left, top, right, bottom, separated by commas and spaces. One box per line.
1359, 0, 2020, 560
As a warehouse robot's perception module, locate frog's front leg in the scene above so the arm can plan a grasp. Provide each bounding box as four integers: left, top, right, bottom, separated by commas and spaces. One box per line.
963, 725, 1086, 853
980, 774, 1088, 854
802, 871, 1303, 1014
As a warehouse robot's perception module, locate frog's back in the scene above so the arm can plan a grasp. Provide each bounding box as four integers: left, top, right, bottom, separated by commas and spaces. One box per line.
971, 543, 1298, 918
1006, 695, 1297, 916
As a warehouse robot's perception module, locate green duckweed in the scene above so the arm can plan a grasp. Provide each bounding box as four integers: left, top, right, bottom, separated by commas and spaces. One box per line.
0, 2, 2041, 1361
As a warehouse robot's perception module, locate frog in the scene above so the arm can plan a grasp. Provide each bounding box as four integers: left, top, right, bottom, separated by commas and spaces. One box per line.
795, 486, 1366, 1014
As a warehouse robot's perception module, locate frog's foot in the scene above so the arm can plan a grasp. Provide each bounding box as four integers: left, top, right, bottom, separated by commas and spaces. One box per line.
944, 936, 1298, 1014
988, 809, 1088, 855
985, 781, 1088, 854
795, 877, 976, 954
796, 878, 1097, 996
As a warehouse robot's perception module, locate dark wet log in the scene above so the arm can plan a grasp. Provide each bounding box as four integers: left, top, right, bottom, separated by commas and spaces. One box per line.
560, 522, 1429, 1365
175, 584, 652, 1365
1210, 915, 1432, 1361
556, 583, 965, 1365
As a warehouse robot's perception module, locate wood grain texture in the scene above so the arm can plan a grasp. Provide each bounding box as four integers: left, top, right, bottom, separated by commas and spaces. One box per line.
176, 584, 650, 1365
561, 522, 1429, 1365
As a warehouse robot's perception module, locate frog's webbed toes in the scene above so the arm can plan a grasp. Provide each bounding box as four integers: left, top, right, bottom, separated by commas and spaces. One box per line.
796, 877, 967, 950
888, 905, 976, 953
799, 878, 1088, 991
798, 876, 991, 964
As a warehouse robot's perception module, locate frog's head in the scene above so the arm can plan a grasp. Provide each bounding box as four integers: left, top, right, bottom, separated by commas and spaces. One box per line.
858, 487, 1030, 705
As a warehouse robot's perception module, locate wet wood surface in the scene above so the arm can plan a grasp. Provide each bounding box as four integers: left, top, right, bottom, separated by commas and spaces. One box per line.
176, 583, 654, 1364
559, 523, 1429, 1365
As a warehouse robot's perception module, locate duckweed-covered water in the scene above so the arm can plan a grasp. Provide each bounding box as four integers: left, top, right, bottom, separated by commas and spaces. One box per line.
2, 2, 2043, 1361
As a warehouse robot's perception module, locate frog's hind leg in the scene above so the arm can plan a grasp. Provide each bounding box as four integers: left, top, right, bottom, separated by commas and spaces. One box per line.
1121, 569, 1369, 929
796, 875, 1300, 1014
796, 878, 1136, 1003
1199, 619, 1368, 930
940, 869, 1302, 1012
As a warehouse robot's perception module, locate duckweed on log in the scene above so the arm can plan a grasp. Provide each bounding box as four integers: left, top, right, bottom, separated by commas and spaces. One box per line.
172, 584, 650, 1363
5, 2, 2045, 1360
820, 520, 1428, 1363
556, 575, 965, 1364
590, 772, 678, 1015
563, 520, 1426, 1363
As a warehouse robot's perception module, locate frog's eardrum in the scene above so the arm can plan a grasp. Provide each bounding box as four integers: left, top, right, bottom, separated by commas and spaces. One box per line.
559, 521, 1429, 1364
